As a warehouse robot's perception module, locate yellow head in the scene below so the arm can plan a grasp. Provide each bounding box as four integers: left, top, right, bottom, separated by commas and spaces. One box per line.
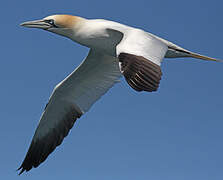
20, 14, 85, 38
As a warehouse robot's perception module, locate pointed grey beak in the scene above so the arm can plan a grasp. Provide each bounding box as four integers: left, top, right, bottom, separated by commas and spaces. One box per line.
20, 19, 51, 30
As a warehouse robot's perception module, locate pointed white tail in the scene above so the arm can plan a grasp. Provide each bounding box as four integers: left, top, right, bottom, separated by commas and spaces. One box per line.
189, 52, 222, 62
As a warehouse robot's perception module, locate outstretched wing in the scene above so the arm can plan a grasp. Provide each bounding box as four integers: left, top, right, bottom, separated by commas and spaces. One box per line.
113, 28, 168, 92
18, 49, 121, 174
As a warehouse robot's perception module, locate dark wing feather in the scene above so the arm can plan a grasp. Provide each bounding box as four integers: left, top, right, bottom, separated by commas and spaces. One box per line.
17, 104, 82, 175
118, 53, 162, 92
18, 49, 121, 175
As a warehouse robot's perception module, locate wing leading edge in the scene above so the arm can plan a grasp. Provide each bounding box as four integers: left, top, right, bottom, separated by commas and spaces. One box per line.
18, 49, 121, 174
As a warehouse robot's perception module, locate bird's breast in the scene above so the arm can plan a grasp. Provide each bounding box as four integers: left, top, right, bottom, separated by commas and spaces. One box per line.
72, 24, 122, 57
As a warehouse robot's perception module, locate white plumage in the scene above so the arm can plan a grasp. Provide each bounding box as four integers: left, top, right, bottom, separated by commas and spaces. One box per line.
18, 14, 220, 174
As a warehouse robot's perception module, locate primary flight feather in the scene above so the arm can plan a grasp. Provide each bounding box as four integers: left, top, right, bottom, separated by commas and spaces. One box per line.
18, 14, 220, 174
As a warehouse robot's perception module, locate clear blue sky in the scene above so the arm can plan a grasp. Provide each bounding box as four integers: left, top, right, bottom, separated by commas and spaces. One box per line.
1, 0, 223, 179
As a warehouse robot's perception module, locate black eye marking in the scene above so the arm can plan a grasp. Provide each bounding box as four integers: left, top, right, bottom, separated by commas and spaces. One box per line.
44, 19, 58, 28
48, 19, 54, 25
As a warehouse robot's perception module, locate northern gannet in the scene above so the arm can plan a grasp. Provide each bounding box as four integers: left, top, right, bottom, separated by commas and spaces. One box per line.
18, 14, 220, 174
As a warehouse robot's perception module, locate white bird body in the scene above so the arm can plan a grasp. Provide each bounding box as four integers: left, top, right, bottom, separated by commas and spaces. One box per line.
18, 14, 220, 174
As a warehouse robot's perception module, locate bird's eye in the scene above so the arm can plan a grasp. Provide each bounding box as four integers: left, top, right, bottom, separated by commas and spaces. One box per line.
44, 19, 58, 28
45, 19, 54, 25
48, 19, 54, 25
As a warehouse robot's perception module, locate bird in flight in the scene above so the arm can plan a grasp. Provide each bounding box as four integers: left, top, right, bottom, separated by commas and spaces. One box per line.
18, 14, 220, 174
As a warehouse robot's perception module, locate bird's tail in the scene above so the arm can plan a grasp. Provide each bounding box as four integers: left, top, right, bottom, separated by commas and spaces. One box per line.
153, 34, 222, 62
186, 51, 221, 62
165, 45, 222, 62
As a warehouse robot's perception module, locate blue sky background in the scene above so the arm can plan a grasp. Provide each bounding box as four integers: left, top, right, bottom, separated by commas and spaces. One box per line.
1, 0, 223, 179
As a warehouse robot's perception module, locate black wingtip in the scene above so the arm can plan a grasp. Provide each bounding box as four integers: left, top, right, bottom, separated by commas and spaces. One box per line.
16, 106, 82, 175
17, 165, 25, 175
